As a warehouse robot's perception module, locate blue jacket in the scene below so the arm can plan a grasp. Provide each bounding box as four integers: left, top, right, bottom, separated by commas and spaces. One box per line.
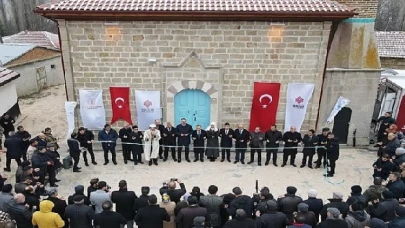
176, 124, 193, 145
31, 151, 49, 176
98, 129, 119, 145
288, 224, 312, 228
387, 180, 405, 200
389, 217, 405, 228
4, 135, 22, 159
67, 138, 81, 157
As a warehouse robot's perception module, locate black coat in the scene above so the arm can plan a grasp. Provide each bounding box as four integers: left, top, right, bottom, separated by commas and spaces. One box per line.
4, 135, 22, 159
320, 199, 349, 221
303, 197, 324, 222
326, 137, 340, 160
373, 158, 396, 180
192, 130, 207, 147
163, 127, 177, 145
77, 130, 94, 148
64, 203, 95, 228
176, 124, 193, 146
129, 131, 143, 153
119, 127, 132, 143
265, 130, 283, 147
46, 150, 62, 169
219, 128, 234, 147
161, 183, 187, 204
377, 116, 395, 135
255, 211, 288, 228
282, 132, 302, 149
317, 218, 348, 228
175, 205, 209, 228
277, 194, 303, 215
67, 138, 81, 157
317, 134, 328, 152
386, 180, 405, 200
15, 131, 31, 152
135, 205, 170, 228
224, 217, 256, 228
94, 210, 127, 228
233, 129, 250, 149
157, 124, 165, 144
133, 195, 149, 215
46, 197, 68, 225
302, 134, 319, 154
111, 188, 138, 220
369, 198, 399, 222
227, 195, 254, 219
0, 116, 15, 135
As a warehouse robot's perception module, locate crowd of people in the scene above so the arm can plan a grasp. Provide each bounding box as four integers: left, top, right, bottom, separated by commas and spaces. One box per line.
0, 111, 404, 228
64, 118, 341, 177
0, 176, 403, 228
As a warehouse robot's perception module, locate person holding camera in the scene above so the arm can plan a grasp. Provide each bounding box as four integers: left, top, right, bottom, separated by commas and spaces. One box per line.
160, 179, 186, 204
144, 124, 161, 166
90, 181, 111, 214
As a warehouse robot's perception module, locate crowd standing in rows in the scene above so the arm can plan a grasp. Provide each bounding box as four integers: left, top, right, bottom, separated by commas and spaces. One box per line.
0, 112, 403, 227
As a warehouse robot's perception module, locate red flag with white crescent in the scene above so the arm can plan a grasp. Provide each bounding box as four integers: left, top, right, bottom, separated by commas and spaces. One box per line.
110, 87, 132, 125
249, 82, 281, 132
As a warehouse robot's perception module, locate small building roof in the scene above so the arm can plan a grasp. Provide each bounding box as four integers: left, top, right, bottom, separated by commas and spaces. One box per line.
0, 67, 20, 87
34, 0, 357, 21
2, 31, 60, 50
376, 31, 405, 59
0, 44, 36, 65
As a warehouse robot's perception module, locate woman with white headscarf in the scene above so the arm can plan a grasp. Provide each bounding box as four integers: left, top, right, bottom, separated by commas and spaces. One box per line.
205, 122, 220, 161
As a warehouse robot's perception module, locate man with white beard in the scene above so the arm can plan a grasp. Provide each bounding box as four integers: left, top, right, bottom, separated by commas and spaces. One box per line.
144, 124, 161, 166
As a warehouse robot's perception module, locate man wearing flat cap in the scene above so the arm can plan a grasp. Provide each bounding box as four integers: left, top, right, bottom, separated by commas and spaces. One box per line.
192, 216, 205, 228
320, 192, 349, 221
144, 124, 161, 166
317, 207, 348, 228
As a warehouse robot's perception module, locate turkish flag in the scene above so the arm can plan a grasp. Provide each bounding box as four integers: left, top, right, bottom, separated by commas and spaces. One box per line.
110, 87, 132, 125
249, 82, 281, 132
396, 95, 405, 133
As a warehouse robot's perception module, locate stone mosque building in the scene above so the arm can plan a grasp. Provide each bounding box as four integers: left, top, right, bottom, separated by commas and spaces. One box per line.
35, 0, 381, 145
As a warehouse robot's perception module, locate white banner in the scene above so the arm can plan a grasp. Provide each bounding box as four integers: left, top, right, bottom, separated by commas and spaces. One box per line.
327, 96, 351, 123
65, 101, 77, 140
135, 90, 162, 131
79, 90, 106, 130
284, 83, 315, 132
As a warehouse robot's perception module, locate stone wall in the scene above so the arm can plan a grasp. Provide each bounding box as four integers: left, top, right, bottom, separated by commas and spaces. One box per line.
380, 57, 405, 69
336, 0, 379, 18
58, 20, 331, 130
317, 69, 380, 145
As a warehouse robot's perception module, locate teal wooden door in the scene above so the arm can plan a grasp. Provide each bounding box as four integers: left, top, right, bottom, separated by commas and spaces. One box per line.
174, 89, 211, 129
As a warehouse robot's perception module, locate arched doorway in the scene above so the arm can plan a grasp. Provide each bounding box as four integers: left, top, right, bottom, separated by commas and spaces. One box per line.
332, 107, 352, 144
174, 89, 211, 128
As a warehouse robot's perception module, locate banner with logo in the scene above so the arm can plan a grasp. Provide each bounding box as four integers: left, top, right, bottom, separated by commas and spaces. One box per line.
249, 82, 280, 132
110, 87, 132, 125
326, 96, 351, 123
79, 90, 106, 130
135, 90, 162, 131
65, 101, 77, 140
284, 83, 315, 132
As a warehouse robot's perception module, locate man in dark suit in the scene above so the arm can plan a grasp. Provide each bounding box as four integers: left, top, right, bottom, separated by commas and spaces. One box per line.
315, 128, 330, 169
155, 119, 166, 159
233, 124, 250, 164
219, 123, 234, 162
282, 126, 302, 167
192, 125, 207, 162
94, 201, 127, 228
111, 180, 137, 228
176, 118, 193, 163
163, 122, 177, 162
301, 129, 318, 169
119, 123, 132, 164
325, 133, 339, 177
135, 194, 170, 228
265, 124, 282, 166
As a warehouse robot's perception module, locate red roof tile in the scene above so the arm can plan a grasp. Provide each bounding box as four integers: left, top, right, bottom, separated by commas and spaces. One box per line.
0, 67, 20, 86
35, 0, 355, 15
3, 31, 60, 51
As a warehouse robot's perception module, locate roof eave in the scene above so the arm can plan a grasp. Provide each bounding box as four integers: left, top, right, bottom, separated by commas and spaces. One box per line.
0, 72, 20, 87
33, 10, 358, 22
